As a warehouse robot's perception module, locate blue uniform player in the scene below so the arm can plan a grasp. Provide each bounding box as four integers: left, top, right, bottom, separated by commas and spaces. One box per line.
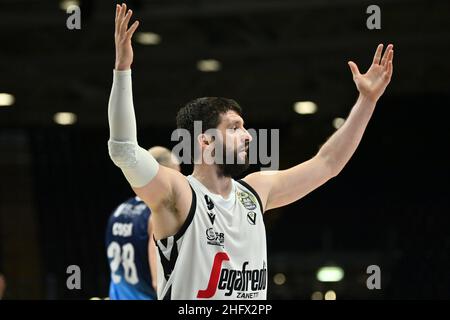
106, 196, 156, 299
106, 146, 180, 300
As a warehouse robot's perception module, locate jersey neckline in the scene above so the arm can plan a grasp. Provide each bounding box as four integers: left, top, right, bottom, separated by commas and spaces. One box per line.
187, 175, 237, 203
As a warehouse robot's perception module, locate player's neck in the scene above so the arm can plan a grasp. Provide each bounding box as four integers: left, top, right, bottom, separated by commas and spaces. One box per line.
192, 164, 233, 198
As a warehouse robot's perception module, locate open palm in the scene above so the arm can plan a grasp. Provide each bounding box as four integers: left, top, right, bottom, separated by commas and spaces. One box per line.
115, 4, 140, 70
348, 44, 394, 101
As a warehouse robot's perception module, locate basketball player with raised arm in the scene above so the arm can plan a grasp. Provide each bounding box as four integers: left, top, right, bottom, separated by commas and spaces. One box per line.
108, 4, 394, 299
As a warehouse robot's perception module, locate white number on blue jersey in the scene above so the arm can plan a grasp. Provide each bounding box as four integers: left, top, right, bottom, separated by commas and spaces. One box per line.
107, 241, 139, 285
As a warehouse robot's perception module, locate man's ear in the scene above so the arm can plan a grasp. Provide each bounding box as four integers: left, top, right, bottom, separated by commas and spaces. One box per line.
198, 133, 208, 147
199, 133, 214, 146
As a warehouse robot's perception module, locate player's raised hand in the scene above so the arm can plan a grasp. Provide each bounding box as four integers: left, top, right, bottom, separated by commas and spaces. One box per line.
348, 44, 394, 102
114, 3, 139, 71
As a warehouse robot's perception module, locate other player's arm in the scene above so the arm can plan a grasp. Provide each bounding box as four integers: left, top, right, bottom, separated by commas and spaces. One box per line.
244, 44, 394, 212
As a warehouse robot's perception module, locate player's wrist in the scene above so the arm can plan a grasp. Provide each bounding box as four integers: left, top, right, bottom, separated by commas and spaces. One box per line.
358, 92, 378, 104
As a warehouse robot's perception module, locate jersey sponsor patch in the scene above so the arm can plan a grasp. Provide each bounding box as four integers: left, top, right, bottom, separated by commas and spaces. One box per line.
247, 211, 256, 225
206, 227, 224, 247
197, 252, 267, 299
237, 190, 257, 210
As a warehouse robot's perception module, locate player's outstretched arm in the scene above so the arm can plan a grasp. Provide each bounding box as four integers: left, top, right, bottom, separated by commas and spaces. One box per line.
108, 4, 191, 239
244, 44, 394, 212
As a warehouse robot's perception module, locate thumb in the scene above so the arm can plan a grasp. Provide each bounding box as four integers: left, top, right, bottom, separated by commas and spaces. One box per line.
348, 61, 361, 77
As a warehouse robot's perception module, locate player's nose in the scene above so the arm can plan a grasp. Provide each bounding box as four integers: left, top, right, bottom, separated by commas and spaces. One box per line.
242, 128, 252, 143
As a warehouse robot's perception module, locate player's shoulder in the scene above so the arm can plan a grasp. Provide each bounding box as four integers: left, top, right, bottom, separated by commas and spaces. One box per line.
234, 177, 265, 214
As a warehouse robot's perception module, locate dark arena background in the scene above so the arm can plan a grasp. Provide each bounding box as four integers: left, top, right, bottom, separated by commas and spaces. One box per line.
0, 0, 449, 301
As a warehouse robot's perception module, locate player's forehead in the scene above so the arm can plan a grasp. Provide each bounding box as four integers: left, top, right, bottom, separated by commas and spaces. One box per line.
219, 110, 244, 126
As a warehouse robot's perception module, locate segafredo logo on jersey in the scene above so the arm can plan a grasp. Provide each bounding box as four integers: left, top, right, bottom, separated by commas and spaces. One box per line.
197, 252, 267, 299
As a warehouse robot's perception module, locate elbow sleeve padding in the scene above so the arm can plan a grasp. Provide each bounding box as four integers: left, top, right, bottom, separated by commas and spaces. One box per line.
108, 140, 159, 188
108, 140, 138, 168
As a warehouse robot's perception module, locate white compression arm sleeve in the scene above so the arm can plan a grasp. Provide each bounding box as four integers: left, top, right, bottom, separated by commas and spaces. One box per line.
108, 69, 159, 188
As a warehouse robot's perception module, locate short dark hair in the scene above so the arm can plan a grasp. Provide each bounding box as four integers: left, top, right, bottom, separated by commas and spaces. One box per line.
176, 97, 242, 133
176, 97, 243, 160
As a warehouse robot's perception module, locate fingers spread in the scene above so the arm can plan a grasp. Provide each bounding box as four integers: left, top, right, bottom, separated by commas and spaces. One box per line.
384, 49, 393, 71
118, 4, 126, 22
372, 44, 384, 65
348, 61, 361, 77
126, 20, 140, 40
387, 59, 393, 78
120, 9, 133, 34
115, 5, 121, 34
381, 44, 394, 66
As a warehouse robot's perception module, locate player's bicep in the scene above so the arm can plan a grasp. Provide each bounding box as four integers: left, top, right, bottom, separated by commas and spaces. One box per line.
132, 165, 177, 210
242, 171, 277, 213
245, 155, 334, 212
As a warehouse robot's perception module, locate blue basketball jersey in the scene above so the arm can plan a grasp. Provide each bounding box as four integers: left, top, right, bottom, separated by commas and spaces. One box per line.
105, 196, 156, 300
